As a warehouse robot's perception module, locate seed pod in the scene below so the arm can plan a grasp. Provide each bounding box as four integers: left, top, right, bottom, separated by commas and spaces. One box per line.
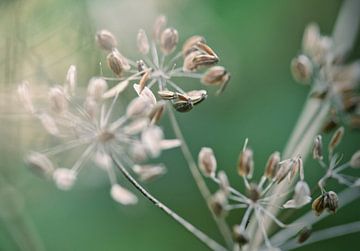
186, 90, 207, 105
183, 50, 203, 72
138, 70, 151, 93
25, 152, 54, 177
107, 49, 130, 76
274, 159, 293, 184
198, 147, 217, 177
137, 29, 150, 55
313, 135, 323, 160
126, 97, 150, 118
149, 102, 165, 124
297, 226, 312, 244
52, 168, 76, 190
302, 23, 320, 57
193, 54, 219, 67
291, 55, 313, 84
160, 28, 179, 55
312, 194, 326, 216
210, 190, 227, 217
87, 77, 108, 101
153, 15, 167, 41
232, 225, 249, 246
173, 99, 193, 112
264, 151, 280, 179
18, 81, 35, 114
350, 150, 360, 168
96, 29, 117, 51
110, 184, 138, 205
158, 90, 178, 100
195, 42, 218, 58
237, 148, 254, 179
328, 127, 344, 153
48, 86, 68, 114
201, 66, 230, 86
182, 35, 206, 56
325, 191, 338, 213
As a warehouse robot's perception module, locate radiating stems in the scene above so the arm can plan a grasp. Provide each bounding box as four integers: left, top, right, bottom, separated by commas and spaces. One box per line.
111, 154, 227, 251
167, 105, 234, 249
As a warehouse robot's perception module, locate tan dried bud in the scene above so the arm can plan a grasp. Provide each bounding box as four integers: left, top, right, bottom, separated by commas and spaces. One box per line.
138, 70, 151, 93
160, 28, 179, 55
302, 23, 320, 57
198, 147, 217, 177
186, 90, 207, 105
350, 150, 360, 168
107, 50, 130, 76
237, 148, 254, 178
153, 15, 167, 41
137, 29, 150, 55
195, 42, 218, 58
126, 97, 150, 118
297, 226, 312, 244
18, 81, 35, 114
183, 50, 203, 72
210, 191, 227, 217
274, 159, 293, 184
87, 77, 108, 101
25, 152, 54, 177
49, 87, 68, 114
328, 126, 344, 153
312, 194, 326, 216
232, 225, 249, 245
201, 66, 230, 86
158, 90, 178, 100
133, 164, 166, 182
291, 55, 313, 84
96, 29, 117, 51
53, 168, 76, 190
264, 151, 280, 179
247, 183, 260, 202
313, 135, 323, 160
173, 99, 193, 112
149, 102, 165, 124
182, 35, 206, 56
65, 65, 76, 96
110, 184, 138, 205
193, 54, 219, 68
325, 191, 339, 213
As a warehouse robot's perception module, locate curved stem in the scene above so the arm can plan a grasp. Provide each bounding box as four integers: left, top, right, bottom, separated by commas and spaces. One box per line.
167, 105, 234, 249
111, 154, 227, 251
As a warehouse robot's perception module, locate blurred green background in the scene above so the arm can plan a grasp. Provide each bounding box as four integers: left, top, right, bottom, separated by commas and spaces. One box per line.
0, 0, 359, 250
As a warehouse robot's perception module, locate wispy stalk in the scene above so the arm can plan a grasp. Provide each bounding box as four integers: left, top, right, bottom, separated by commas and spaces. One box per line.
111, 153, 227, 251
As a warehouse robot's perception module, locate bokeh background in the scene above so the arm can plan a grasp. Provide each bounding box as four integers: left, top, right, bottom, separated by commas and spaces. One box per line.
0, 0, 359, 250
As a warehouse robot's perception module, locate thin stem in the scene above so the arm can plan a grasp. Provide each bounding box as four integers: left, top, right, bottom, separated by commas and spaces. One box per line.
111, 154, 227, 251
167, 105, 234, 249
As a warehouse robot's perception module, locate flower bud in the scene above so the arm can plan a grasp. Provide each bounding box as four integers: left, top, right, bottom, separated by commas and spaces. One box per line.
201, 66, 230, 87
65, 65, 76, 96
186, 90, 207, 105
312, 194, 326, 216
237, 148, 254, 179
182, 35, 205, 56
87, 77, 108, 101
53, 168, 76, 190
111, 184, 138, 205
218, 171, 229, 195
137, 29, 150, 55
198, 147, 217, 177
153, 15, 167, 41
172, 99, 193, 112
283, 181, 311, 208
313, 135, 323, 160
328, 126, 344, 153
49, 86, 68, 113
210, 190, 227, 217
350, 150, 360, 168
302, 23, 320, 57
126, 97, 151, 118
192, 54, 218, 68
107, 49, 130, 76
195, 42, 218, 58
25, 152, 54, 177
141, 126, 164, 158
291, 54, 313, 84
96, 29, 117, 51
38, 113, 60, 136
158, 90, 178, 100
133, 164, 166, 182
160, 28, 179, 55
183, 50, 203, 72
264, 151, 280, 179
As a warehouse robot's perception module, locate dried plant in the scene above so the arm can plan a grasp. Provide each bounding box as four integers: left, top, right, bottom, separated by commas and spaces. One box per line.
14, 1, 360, 251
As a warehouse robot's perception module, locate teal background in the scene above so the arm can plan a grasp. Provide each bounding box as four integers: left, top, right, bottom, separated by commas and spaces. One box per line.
0, 0, 359, 251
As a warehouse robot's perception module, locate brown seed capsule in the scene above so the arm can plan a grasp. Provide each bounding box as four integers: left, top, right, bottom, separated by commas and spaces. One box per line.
350, 150, 360, 168
193, 54, 219, 67
182, 35, 206, 56
274, 159, 293, 184
232, 225, 249, 245
96, 30, 117, 51
297, 226, 312, 244
312, 194, 326, 216
183, 50, 203, 72
328, 126, 344, 153
313, 135, 323, 160
173, 99, 193, 112
195, 42, 218, 58
160, 28, 179, 55
138, 70, 151, 93
237, 148, 254, 178
264, 151, 280, 179
324, 191, 339, 214
291, 54, 313, 84
186, 90, 207, 105
210, 191, 227, 217
201, 66, 230, 88
149, 102, 165, 124
107, 50, 130, 76
137, 29, 150, 55
153, 15, 167, 41
198, 147, 217, 177
158, 90, 178, 100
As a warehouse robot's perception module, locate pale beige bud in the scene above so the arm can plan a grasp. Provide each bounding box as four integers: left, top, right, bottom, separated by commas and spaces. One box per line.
302, 23, 320, 57
133, 84, 157, 105
141, 126, 164, 158
158, 90, 178, 100
264, 151, 280, 179
96, 29, 117, 51
237, 148, 254, 178
137, 29, 150, 55
186, 90, 207, 105
87, 77, 108, 101
38, 113, 60, 136
328, 126, 344, 153
133, 164, 166, 182
201, 66, 230, 86
107, 50, 130, 76
126, 97, 151, 118
350, 150, 360, 168
84, 97, 98, 119
153, 15, 167, 41
160, 28, 179, 55
102, 80, 129, 99
313, 135, 323, 160
274, 159, 293, 183
123, 118, 149, 135
49, 87, 68, 113
53, 168, 76, 190
65, 65, 76, 96
110, 184, 138, 205
17, 81, 35, 114
94, 150, 112, 170
25, 152, 54, 177
182, 35, 206, 56
183, 50, 203, 72
210, 190, 227, 217
198, 147, 217, 177
291, 54, 313, 84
